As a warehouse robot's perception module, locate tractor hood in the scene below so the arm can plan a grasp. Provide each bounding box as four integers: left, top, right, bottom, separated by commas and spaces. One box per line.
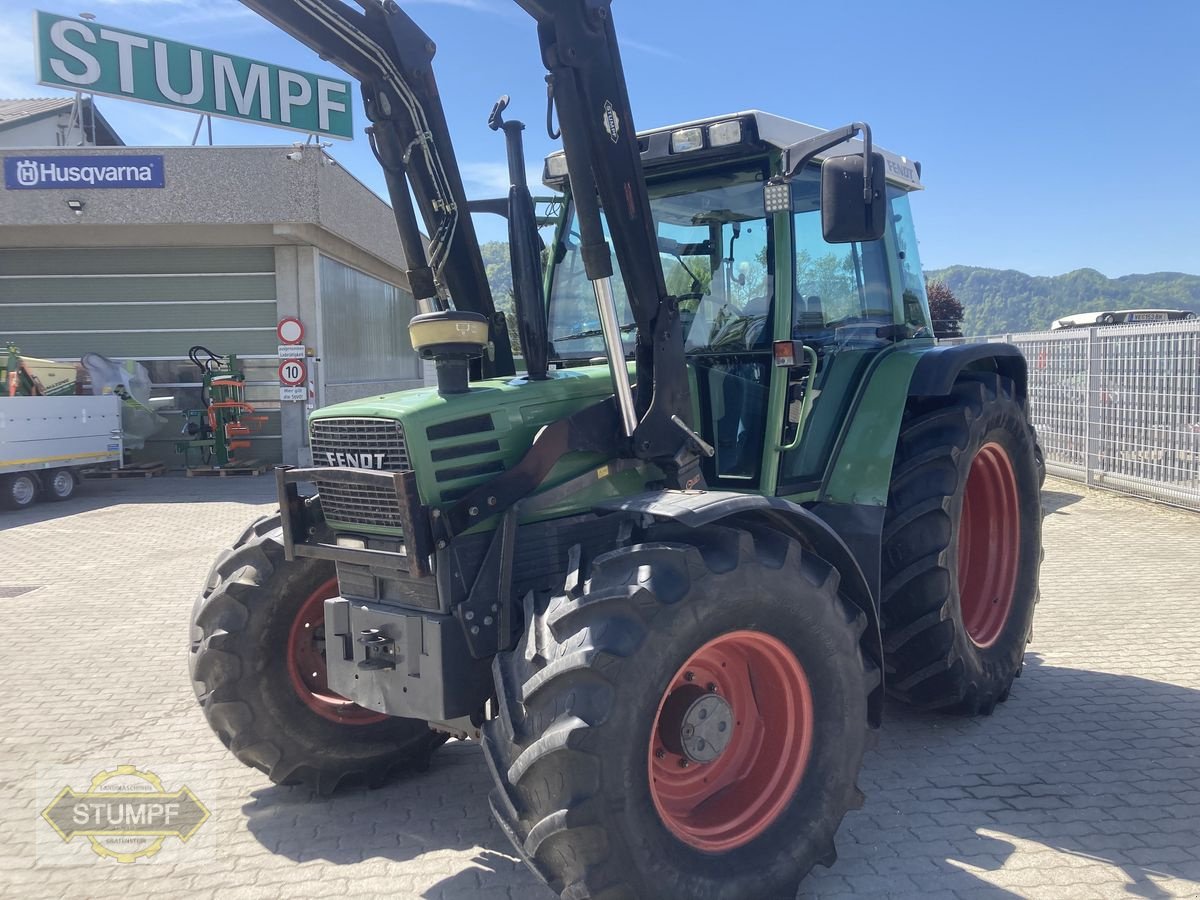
309, 364, 621, 510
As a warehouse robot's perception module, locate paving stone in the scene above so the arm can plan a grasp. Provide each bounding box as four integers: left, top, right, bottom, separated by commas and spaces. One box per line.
1, 476, 1198, 899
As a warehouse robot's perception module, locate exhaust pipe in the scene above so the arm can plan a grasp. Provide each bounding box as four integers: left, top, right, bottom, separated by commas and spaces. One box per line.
489, 96, 549, 380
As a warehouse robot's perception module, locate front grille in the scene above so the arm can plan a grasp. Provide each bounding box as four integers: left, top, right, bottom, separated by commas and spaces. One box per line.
311, 417, 409, 470
310, 417, 408, 528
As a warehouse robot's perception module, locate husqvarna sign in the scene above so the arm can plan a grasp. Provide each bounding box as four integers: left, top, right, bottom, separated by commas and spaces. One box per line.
5, 155, 165, 189
33, 11, 354, 140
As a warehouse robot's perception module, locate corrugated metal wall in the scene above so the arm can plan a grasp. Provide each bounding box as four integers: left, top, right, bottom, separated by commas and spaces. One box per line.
319, 255, 423, 405
0, 246, 282, 467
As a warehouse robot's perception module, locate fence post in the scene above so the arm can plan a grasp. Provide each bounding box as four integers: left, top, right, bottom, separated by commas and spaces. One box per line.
1085, 327, 1102, 486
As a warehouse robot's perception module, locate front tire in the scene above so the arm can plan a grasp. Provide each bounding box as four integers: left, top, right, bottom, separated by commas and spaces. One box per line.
189, 514, 446, 793
483, 522, 875, 899
880, 374, 1042, 714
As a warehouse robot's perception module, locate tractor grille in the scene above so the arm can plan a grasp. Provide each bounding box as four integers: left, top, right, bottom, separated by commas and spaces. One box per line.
310, 417, 409, 528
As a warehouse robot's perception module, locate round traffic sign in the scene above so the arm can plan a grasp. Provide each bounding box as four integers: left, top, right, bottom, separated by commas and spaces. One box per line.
277, 317, 304, 344
278, 359, 307, 386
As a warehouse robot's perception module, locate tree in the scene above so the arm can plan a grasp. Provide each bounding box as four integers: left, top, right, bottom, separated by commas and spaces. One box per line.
479, 240, 520, 353
926, 278, 965, 338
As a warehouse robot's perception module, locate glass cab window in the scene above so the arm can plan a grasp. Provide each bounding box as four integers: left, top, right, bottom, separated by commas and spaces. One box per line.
790, 168, 891, 346
547, 164, 774, 485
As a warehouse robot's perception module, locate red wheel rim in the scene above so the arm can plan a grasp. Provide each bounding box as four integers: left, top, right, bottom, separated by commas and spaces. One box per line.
958, 442, 1020, 648
648, 630, 813, 853
286, 577, 387, 725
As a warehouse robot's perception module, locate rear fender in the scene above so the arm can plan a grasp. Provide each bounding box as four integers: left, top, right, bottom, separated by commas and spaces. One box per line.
908, 342, 1029, 408
821, 343, 1030, 508
595, 490, 884, 727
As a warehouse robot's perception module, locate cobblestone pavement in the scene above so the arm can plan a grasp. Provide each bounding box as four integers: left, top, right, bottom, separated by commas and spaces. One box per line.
1, 476, 1199, 899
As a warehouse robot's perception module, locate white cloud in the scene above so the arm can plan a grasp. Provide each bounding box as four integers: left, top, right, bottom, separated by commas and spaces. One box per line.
460, 160, 545, 198
0, 12, 37, 98
621, 38, 682, 61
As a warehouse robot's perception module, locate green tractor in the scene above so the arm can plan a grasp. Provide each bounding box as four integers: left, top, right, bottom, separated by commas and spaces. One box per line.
191, 1, 1042, 897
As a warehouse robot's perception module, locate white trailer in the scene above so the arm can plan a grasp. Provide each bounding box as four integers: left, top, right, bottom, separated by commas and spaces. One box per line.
0, 395, 123, 509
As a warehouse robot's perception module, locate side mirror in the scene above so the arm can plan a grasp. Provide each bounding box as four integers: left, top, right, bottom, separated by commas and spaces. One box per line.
821, 151, 886, 244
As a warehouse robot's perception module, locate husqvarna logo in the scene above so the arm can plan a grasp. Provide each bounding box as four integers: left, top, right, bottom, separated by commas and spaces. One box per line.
325, 451, 386, 468
15, 159, 38, 186
4, 155, 165, 190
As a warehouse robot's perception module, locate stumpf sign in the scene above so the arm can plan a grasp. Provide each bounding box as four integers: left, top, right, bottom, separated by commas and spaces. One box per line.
5, 155, 165, 189
34, 11, 354, 140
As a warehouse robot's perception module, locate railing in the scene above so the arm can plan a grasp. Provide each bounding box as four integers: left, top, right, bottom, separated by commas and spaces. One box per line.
945, 320, 1200, 511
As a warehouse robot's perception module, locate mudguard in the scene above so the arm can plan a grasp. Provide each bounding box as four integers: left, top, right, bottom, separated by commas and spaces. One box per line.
908, 342, 1028, 407
595, 489, 885, 726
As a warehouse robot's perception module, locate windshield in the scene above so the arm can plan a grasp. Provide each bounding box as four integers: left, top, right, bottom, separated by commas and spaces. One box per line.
546, 164, 772, 359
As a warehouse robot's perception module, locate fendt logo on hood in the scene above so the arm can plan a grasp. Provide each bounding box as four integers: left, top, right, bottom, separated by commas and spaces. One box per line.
325, 451, 386, 469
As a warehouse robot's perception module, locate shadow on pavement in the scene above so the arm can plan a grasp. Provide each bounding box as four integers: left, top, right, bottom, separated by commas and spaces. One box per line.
242, 741, 551, 899
807, 653, 1200, 898
1042, 487, 1085, 515
242, 654, 1200, 899
0, 473, 276, 528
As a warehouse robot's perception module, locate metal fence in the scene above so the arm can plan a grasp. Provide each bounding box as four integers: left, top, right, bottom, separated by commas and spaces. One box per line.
947, 320, 1200, 511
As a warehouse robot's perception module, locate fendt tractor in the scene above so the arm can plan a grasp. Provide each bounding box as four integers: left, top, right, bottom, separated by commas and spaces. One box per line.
191, 1, 1043, 896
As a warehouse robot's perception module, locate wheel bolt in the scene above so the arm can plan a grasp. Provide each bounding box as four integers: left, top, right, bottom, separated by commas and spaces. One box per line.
678, 758, 689, 769
684, 671, 695, 682
707, 682, 718, 693
655, 748, 665, 760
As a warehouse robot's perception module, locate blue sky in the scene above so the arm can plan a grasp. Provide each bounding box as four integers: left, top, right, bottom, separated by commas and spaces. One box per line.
4, 0, 1198, 278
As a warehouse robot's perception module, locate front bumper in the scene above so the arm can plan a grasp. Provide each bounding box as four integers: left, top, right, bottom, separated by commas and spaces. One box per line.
275, 465, 490, 722
276, 465, 434, 576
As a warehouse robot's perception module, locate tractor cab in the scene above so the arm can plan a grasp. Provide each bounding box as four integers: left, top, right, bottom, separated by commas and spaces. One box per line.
542, 111, 932, 492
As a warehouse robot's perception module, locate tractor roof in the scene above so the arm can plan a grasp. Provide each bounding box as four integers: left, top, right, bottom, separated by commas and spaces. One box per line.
544, 109, 922, 192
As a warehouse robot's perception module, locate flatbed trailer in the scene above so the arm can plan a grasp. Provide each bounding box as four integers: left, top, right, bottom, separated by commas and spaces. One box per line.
0, 395, 123, 509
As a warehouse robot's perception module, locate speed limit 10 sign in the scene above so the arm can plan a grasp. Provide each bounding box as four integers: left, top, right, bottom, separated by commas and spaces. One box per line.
278, 359, 307, 387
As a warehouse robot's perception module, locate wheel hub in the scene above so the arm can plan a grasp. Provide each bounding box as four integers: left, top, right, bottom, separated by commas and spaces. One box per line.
285, 577, 387, 725
958, 442, 1020, 648
12, 476, 34, 506
659, 686, 734, 763
648, 630, 814, 853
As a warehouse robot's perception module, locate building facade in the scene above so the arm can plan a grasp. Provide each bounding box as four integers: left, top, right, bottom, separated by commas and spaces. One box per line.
0, 140, 422, 468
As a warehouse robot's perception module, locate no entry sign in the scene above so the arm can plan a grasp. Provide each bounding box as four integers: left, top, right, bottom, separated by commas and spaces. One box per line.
278, 359, 306, 387
277, 317, 304, 344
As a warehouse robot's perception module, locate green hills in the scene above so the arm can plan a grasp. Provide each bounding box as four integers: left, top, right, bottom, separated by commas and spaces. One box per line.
926, 266, 1200, 336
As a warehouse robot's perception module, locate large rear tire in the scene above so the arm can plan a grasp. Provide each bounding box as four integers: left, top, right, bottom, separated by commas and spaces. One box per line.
880, 374, 1042, 714
189, 513, 446, 793
483, 521, 875, 899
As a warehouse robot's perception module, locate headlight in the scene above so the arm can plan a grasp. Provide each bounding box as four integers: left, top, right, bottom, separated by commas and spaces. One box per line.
707, 120, 742, 146
670, 127, 704, 153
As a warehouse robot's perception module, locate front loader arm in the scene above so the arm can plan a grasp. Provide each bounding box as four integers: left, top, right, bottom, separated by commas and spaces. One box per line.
515, 0, 701, 483
240, 0, 514, 378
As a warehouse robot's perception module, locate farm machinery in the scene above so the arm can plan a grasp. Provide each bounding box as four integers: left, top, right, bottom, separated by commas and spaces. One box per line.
190, 1, 1044, 897
175, 345, 267, 469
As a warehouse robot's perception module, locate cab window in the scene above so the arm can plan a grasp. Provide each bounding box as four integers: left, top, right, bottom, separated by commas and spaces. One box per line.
790, 168, 891, 344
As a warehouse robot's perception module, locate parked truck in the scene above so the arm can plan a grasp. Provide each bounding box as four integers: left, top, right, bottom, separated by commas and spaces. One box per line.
0, 395, 123, 509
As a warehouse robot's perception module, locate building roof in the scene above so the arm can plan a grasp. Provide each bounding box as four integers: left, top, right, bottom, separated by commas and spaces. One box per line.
0, 98, 73, 124
0, 97, 124, 146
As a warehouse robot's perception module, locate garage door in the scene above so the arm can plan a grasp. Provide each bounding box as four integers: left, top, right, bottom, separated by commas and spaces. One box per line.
0, 246, 282, 468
